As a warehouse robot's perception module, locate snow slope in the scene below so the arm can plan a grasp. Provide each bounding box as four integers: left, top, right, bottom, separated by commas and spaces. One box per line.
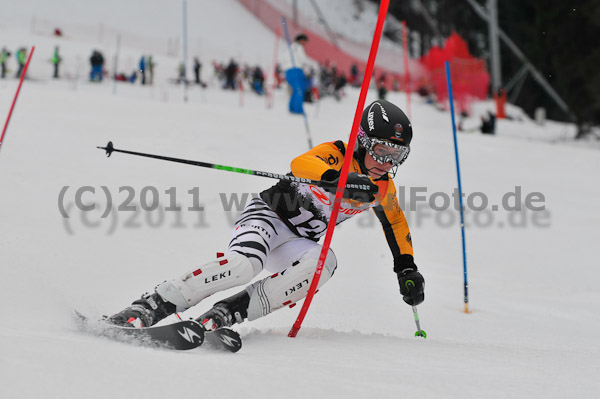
1, 1, 599, 398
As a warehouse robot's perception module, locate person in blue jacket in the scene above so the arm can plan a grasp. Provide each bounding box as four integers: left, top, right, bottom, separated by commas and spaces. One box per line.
281, 34, 316, 114
139, 56, 146, 85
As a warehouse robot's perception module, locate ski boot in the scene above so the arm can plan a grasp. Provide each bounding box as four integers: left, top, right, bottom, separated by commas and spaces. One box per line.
107, 292, 177, 328
198, 290, 250, 331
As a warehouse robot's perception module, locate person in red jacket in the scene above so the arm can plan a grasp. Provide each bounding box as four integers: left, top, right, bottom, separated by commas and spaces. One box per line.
109, 100, 425, 330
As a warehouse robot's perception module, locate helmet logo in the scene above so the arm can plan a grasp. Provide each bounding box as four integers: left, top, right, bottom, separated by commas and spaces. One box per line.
394, 123, 403, 139
367, 102, 389, 131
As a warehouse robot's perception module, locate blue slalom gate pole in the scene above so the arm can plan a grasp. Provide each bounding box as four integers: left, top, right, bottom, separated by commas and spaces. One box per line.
281, 16, 313, 149
445, 61, 470, 314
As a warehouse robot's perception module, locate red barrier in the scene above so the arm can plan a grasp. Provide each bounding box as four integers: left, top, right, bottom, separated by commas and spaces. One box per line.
237, 0, 488, 111
237, 0, 421, 90
421, 33, 489, 115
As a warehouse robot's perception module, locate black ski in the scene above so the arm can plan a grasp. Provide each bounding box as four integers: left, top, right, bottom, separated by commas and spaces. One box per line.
205, 328, 243, 353
74, 311, 242, 352
74, 311, 205, 350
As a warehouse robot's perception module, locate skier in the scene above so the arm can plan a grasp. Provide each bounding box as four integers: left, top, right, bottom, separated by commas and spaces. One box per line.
108, 100, 425, 331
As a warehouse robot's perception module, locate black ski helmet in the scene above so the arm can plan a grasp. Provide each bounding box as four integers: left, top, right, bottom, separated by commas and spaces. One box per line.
359, 100, 412, 146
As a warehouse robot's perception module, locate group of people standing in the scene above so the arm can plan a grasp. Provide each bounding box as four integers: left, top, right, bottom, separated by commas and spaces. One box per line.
0, 46, 63, 80
211, 59, 265, 95
95, 51, 157, 85
136, 55, 155, 85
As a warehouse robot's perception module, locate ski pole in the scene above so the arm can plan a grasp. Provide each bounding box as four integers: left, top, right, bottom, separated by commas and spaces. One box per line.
97, 141, 371, 192
412, 305, 427, 338
445, 61, 470, 314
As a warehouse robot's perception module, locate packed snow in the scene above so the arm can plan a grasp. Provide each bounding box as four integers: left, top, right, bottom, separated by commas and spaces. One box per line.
1, 1, 599, 398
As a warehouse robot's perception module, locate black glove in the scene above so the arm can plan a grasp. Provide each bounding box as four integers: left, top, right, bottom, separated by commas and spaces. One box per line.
321, 170, 379, 202
397, 266, 425, 306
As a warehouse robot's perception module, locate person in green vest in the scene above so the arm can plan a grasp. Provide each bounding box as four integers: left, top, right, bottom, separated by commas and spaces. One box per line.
1, 47, 11, 79
51, 46, 62, 79
15, 47, 26, 78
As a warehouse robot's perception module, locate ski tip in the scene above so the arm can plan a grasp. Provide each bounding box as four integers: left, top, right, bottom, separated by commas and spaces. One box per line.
205, 328, 243, 353
72, 309, 87, 323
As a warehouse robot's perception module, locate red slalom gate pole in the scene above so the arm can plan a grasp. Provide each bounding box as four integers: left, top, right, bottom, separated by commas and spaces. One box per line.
267, 27, 281, 109
288, 0, 390, 338
0, 46, 35, 154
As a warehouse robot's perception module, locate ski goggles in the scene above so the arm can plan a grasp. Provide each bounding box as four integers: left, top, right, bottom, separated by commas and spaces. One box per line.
358, 127, 410, 166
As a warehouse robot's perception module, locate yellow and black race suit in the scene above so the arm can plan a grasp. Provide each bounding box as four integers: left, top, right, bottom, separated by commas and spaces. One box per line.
260, 140, 416, 271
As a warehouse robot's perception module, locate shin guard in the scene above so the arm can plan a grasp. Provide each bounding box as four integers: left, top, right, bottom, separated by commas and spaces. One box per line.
155, 252, 255, 310
246, 248, 337, 320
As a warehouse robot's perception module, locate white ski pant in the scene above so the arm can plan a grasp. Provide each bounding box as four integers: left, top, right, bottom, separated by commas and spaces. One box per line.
156, 197, 337, 320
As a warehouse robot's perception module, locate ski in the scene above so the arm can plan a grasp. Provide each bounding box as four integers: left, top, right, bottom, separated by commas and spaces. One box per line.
204, 328, 243, 353
74, 311, 242, 352
74, 311, 205, 350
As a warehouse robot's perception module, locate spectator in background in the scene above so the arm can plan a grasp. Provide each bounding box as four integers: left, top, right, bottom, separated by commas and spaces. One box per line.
333, 69, 347, 101
319, 61, 334, 97
193, 58, 201, 85
274, 63, 284, 88
349, 63, 360, 87
480, 111, 496, 135
212, 60, 225, 83
51, 46, 62, 79
15, 47, 27, 78
377, 74, 388, 100
114, 72, 128, 82
223, 58, 238, 90
1, 47, 10, 78
417, 80, 435, 105
139, 56, 146, 85
251, 65, 265, 95
177, 63, 187, 84
147, 55, 155, 85
304, 67, 316, 103
89, 50, 104, 82
457, 111, 495, 135
193, 57, 206, 87
280, 33, 316, 114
